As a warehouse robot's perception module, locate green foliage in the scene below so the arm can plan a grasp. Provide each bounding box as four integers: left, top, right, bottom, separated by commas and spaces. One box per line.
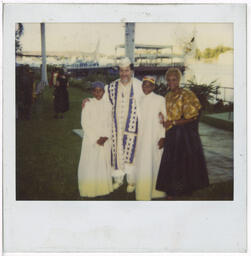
153, 78, 233, 115
185, 79, 219, 111
195, 45, 233, 60
154, 83, 168, 97
154, 80, 221, 112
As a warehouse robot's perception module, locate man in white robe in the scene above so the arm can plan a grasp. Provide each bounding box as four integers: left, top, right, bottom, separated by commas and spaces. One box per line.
136, 76, 167, 200
105, 58, 144, 192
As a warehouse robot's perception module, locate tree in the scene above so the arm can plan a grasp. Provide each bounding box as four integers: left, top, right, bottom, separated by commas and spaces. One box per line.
195, 48, 202, 60
15, 23, 24, 55
195, 45, 233, 60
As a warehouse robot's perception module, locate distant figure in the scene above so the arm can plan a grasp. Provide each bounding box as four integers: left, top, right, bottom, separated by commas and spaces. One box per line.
156, 68, 209, 197
135, 76, 167, 200
50, 67, 59, 88
19, 65, 33, 120
54, 69, 69, 119
78, 81, 113, 198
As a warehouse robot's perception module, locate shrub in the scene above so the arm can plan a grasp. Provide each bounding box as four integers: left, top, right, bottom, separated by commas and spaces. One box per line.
185, 79, 219, 111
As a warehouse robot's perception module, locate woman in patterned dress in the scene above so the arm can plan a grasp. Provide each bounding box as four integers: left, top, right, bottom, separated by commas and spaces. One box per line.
156, 68, 209, 197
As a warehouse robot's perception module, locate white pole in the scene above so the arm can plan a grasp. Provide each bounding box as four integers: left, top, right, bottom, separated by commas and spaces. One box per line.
41, 23, 48, 85
125, 23, 135, 64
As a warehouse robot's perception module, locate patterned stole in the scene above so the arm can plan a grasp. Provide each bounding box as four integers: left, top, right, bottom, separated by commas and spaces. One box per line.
108, 80, 138, 169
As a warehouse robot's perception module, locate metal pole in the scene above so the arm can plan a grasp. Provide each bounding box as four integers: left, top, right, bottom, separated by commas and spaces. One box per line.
115, 47, 117, 65
125, 23, 135, 64
41, 23, 48, 85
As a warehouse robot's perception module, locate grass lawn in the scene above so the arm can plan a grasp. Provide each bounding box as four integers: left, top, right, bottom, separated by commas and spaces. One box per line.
16, 86, 233, 200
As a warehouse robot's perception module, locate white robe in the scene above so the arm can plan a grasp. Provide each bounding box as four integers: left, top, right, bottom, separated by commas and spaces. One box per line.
136, 92, 167, 200
78, 98, 113, 197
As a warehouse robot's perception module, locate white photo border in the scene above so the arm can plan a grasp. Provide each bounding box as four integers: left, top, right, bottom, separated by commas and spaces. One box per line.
3, 3, 247, 253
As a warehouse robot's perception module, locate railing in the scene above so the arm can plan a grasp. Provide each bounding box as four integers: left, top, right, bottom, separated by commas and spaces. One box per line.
216, 87, 234, 103
180, 83, 233, 103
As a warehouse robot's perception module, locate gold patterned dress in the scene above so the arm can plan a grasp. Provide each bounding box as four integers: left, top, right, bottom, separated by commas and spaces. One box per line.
156, 88, 209, 196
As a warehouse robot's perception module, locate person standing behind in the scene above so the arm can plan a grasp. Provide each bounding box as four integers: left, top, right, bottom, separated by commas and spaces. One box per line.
78, 81, 113, 198
135, 76, 166, 200
54, 69, 69, 119
156, 68, 209, 197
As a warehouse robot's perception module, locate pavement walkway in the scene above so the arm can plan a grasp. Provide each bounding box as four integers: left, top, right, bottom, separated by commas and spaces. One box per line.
73, 122, 233, 185
206, 112, 233, 121
199, 122, 233, 184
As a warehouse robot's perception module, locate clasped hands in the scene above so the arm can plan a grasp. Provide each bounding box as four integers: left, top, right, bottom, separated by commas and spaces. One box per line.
159, 112, 174, 129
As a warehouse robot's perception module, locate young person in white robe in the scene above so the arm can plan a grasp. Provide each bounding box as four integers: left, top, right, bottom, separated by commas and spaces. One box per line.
82, 58, 144, 193
135, 76, 167, 200
78, 81, 113, 198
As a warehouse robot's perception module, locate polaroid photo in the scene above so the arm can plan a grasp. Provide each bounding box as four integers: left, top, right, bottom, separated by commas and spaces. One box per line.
2, 2, 247, 254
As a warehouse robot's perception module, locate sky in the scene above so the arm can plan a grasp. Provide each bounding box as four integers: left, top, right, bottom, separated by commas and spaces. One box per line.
20, 23, 233, 55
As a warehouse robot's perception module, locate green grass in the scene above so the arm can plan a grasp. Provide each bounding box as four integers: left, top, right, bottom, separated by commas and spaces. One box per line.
16, 86, 233, 200
172, 180, 233, 200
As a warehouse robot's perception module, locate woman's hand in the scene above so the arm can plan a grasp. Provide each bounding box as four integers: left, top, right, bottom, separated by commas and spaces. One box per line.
162, 117, 197, 128
163, 120, 173, 129
82, 98, 90, 108
158, 138, 165, 149
159, 112, 165, 124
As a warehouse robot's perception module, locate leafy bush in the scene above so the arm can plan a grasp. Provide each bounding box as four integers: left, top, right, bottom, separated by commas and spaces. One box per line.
154, 78, 231, 113
195, 45, 233, 60
185, 80, 219, 111
154, 83, 168, 97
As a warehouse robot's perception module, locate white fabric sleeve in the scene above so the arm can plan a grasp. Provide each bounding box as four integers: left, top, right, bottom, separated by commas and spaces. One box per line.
160, 96, 167, 122
101, 102, 112, 139
103, 84, 110, 104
